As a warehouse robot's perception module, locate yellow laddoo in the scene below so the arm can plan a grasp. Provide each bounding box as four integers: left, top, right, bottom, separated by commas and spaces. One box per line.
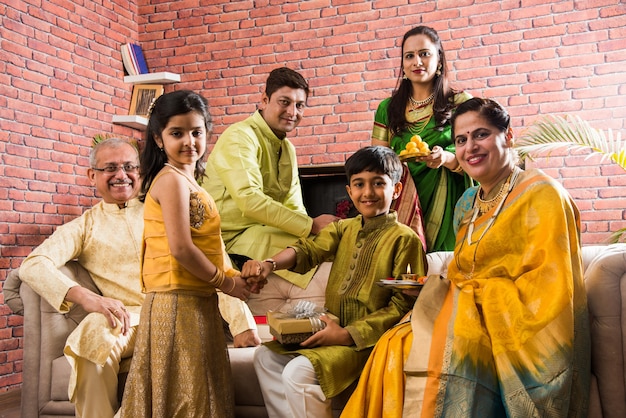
403, 135, 430, 155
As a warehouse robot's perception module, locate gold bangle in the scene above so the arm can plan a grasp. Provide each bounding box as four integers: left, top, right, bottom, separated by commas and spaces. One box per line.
263, 259, 277, 271
227, 277, 236, 293
211, 268, 226, 288
451, 163, 464, 173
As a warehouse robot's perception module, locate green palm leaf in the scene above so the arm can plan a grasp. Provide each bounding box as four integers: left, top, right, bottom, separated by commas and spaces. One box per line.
514, 115, 625, 170
515, 115, 626, 243
609, 228, 626, 244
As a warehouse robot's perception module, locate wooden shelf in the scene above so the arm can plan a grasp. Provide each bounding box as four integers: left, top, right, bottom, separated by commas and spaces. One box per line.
111, 114, 148, 130
113, 72, 180, 130
123, 72, 180, 84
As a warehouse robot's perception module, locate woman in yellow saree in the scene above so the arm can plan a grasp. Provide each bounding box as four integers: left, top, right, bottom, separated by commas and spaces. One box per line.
342, 98, 590, 418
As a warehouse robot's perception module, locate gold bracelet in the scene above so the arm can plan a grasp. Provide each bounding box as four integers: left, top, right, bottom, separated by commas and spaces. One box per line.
451, 163, 464, 173
263, 258, 277, 271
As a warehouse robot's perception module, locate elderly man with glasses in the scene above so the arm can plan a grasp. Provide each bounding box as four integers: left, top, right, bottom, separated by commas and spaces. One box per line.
17, 138, 258, 418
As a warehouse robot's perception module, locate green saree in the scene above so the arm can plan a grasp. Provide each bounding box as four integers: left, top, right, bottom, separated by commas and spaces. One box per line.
372, 92, 472, 252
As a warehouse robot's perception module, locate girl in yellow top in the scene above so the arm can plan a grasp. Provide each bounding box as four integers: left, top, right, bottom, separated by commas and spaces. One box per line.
120, 90, 250, 418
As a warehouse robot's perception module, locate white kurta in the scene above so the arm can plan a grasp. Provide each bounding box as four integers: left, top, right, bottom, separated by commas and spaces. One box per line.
19, 198, 255, 403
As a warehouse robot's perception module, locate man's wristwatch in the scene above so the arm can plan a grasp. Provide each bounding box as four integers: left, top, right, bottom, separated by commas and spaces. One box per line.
263, 259, 277, 271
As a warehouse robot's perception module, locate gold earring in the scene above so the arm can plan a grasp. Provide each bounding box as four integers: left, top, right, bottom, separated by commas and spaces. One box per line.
506, 127, 514, 144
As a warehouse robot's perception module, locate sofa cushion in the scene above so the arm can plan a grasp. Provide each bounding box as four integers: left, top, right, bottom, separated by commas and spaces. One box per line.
246, 262, 331, 317
230, 347, 265, 407
3, 269, 23, 315
51, 357, 71, 401
426, 251, 452, 277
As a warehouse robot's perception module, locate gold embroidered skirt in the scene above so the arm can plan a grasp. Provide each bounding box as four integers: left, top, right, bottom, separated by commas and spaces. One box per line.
120, 291, 234, 418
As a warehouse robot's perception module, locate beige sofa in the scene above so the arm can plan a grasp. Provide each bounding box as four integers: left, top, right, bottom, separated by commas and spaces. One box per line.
5, 245, 626, 417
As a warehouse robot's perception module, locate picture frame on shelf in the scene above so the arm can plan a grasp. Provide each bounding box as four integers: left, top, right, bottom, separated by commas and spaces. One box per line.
129, 84, 164, 117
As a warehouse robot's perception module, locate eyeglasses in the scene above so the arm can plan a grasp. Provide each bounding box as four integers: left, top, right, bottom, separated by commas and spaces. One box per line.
92, 164, 139, 174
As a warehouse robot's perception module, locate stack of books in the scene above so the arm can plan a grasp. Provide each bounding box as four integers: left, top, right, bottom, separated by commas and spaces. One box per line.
121, 43, 149, 76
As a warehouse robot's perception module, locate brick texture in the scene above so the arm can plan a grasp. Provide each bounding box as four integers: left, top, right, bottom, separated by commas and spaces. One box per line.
0, 0, 625, 392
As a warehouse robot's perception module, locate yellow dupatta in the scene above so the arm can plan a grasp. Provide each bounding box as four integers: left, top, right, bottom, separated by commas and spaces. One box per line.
403, 168, 590, 417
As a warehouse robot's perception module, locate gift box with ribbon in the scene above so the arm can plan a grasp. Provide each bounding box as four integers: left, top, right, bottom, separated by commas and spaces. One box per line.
267, 301, 340, 345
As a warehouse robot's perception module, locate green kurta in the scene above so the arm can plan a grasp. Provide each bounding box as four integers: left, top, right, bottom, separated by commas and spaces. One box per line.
266, 212, 427, 398
204, 110, 315, 287
372, 92, 472, 252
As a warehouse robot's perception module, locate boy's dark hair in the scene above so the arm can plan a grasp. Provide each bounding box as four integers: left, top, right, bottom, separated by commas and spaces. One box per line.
345, 146, 403, 184
265, 67, 310, 99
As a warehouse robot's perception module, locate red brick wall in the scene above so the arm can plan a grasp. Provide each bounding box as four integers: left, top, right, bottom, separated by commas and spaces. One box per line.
1, 0, 625, 392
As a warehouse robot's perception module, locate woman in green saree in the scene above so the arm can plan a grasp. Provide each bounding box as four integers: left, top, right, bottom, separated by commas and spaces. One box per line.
372, 26, 472, 252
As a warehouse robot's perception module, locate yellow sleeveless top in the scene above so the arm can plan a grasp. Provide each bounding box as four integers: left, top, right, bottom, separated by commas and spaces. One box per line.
141, 167, 235, 294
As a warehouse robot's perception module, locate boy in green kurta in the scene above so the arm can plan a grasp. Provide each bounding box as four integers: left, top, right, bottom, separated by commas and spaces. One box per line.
243, 146, 427, 418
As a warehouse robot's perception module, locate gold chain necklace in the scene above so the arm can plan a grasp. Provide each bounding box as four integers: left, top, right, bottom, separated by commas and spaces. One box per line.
475, 173, 513, 214
455, 168, 521, 279
408, 93, 434, 112
407, 94, 434, 134
408, 113, 432, 136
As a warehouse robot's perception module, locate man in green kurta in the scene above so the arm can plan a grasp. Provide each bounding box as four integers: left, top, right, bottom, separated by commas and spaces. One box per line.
204, 67, 338, 288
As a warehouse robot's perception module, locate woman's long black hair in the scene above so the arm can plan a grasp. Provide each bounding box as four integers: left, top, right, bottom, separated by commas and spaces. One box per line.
387, 26, 458, 136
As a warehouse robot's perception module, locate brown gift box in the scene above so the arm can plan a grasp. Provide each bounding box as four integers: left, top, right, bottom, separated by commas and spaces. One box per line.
267, 311, 340, 345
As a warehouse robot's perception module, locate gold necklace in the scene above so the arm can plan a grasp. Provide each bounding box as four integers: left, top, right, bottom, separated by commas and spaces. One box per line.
408, 113, 432, 136
475, 173, 513, 214
455, 168, 521, 279
408, 93, 434, 112
407, 93, 434, 134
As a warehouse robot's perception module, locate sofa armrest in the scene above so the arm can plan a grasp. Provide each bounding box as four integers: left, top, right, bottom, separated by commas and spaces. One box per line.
426, 251, 453, 277
20, 280, 43, 418
3, 269, 24, 315
18, 261, 101, 417
584, 243, 626, 418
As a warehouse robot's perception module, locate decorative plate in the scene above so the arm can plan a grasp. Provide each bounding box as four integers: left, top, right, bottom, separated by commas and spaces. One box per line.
376, 279, 424, 290
399, 150, 431, 163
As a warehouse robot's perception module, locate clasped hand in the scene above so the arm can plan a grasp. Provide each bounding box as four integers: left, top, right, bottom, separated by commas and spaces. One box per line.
240, 259, 271, 293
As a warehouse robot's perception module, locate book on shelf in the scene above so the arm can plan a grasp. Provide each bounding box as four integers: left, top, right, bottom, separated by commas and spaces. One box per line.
120, 44, 137, 75
130, 44, 149, 74
120, 43, 149, 76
